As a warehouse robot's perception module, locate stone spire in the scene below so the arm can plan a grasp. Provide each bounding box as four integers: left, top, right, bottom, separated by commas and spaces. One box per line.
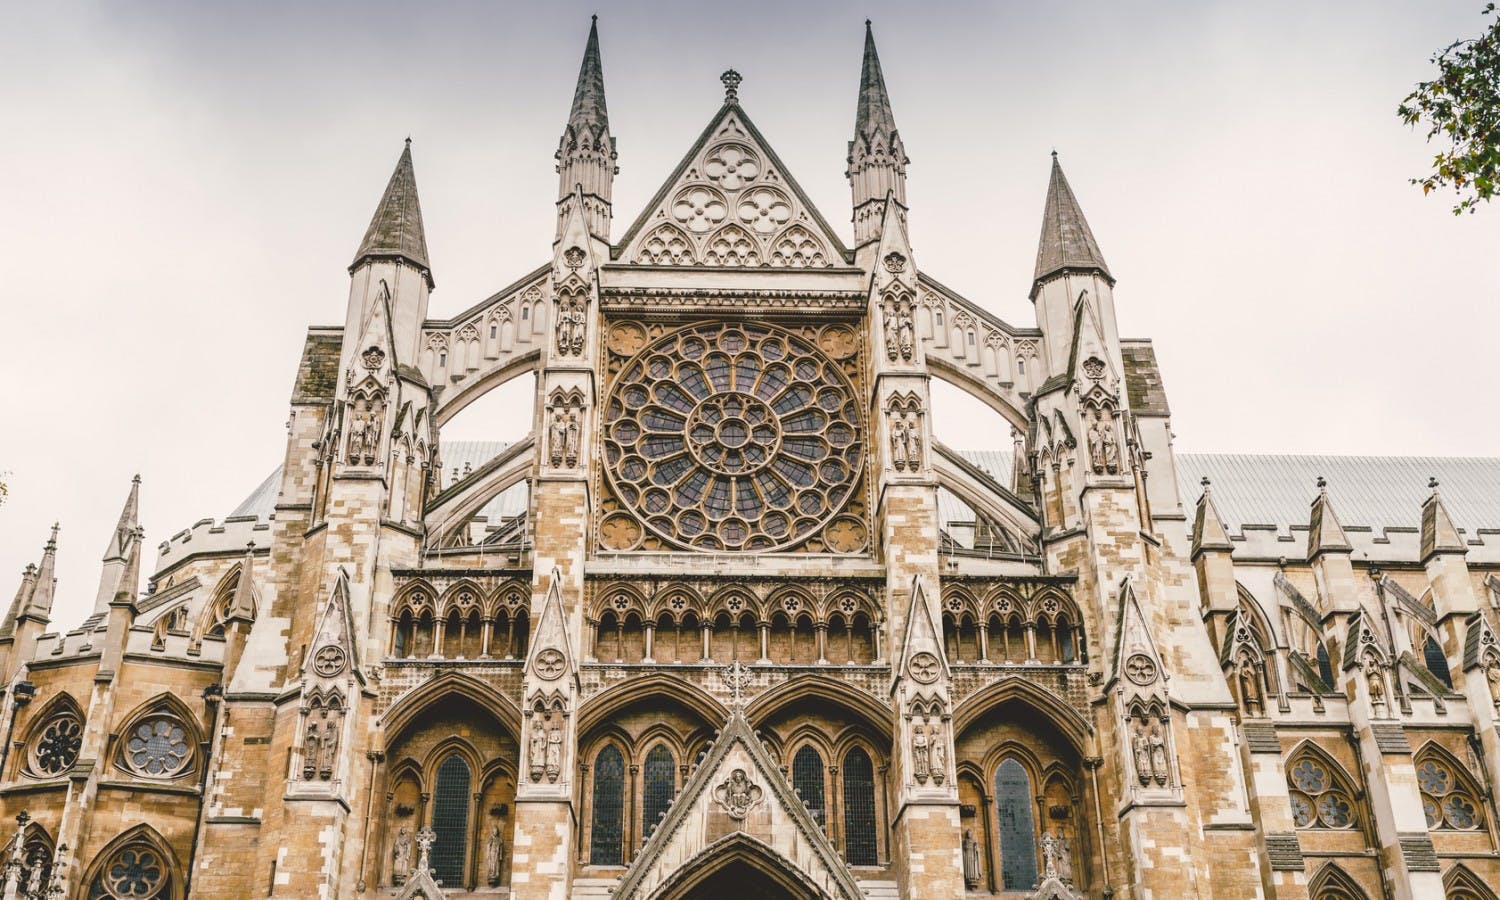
1033, 153, 1111, 290
1190, 478, 1235, 560
229, 543, 258, 622
351, 141, 432, 288
1421, 478, 1466, 562
23, 526, 59, 623
556, 16, 616, 241
102, 474, 140, 563
847, 20, 907, 249
0, 565, 37, 640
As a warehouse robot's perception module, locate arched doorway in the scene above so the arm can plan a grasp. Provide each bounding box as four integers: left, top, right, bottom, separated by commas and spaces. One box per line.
666, 859, 802, 900
652, 838, 834, 900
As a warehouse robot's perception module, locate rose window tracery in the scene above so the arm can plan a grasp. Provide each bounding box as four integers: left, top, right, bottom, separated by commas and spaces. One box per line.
88, 846, 169, 899
31, 712, 82, 775
1288, 756, 1355, 829
123, 716, 192, 778
1417, 757, 1482, 830
603, 322, 863, 552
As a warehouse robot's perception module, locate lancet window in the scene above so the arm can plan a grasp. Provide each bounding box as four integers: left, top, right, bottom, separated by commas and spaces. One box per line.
792, 745, 826, 827
642, 744, 675, 838
842, 747, 877, 865
430, 755, 472, 883
941, 586, 1083, 666
590, 745, 626, 865
388, 582, 530, 660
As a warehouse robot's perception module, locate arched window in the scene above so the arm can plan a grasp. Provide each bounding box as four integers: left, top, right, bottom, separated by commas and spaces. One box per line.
86, 842, 171, 899
591, 745, 625, 865
842, 747, 877, 865
1423, 635, 1453, 688
792, 745, 825, 827
994, 758, 1038, 891
1416, 751, 1483, 831
431, 755, 472, 885
1316, 642, 1334, 688
1287, 751, 1357, 830
27, 703, 83, 777
642, 744, 676, 838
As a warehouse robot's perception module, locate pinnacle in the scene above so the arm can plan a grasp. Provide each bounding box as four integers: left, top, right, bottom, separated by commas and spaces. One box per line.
567, 16, 609, 135
1033, 153, 1111, 287
351, 141, 432, 286
855, 21, 898, 141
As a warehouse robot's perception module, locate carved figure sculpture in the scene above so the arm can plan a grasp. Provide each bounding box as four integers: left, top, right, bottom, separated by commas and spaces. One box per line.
564, 412, 580, 467
1240, 662, 1264, 717
912, 723, 929, 782
1148, 720, 1169, 786
346, 412, 368, 466
889, 417, 908, 471
904, 413, 922, 469
319, 713, 339, 779
529, 720, 546, 783
303, 722, 320, 781
392, 825, 412, 884
556, 297, 586, 356
548, 409, 569, 468
484, 823, 503, 885
545, 718, 563, 782
962, 828, 981, 889
928, 722, 946, 784
1088, 408, 1120, 475
1042, 831, 1060, 878
1487, 659, 1500, 707
1132, 719, 1153, 786
1365, 659, 1388, 718
883, 298, 900, 362
713, 768, 764, 820
897, 297, 914, 360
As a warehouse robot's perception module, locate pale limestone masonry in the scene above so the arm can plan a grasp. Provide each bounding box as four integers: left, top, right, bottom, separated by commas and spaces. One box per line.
4, 17, 1500, 900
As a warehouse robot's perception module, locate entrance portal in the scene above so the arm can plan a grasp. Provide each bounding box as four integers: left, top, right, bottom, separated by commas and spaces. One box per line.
664, 858, 808, 900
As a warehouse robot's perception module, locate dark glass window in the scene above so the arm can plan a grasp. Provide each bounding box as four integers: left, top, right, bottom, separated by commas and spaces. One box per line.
1424, 636, 1453, 688
643, 745, 675, 838
591, 745, 625, 865
995, 758, 1038, 891
431, 755, 471, 884
1316, 642, 1334, 688
842, 748, 878, 865
792, 745, 825, 827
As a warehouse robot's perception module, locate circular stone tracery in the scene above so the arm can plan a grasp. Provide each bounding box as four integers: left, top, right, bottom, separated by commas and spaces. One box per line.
604, 322, 863, 552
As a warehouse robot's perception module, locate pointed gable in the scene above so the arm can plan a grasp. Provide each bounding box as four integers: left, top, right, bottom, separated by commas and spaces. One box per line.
1113, 578, 1166, 693
1307, 479, 1353, 558
525, 573, 578, 687
617, 103, 850, 269
897, 576, 949, 687
304, 568, 360, 683
614, 698, 864, 900
1421, 481, 1467, 562
1191, 479, 1235, 559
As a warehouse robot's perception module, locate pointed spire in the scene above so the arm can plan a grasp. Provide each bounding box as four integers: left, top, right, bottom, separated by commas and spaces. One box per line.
103, 475, 140, 562
1191, 477, 1235, 559
112, 525, 142, 606
855, 20, 898, 144
1307, 477, 1352, 558
229, 543, 257, 622
351, 141, 432, 287
1421, 477, 1466, 562
1033, 153, 1111, 288
0, 565, 38, 639
23, 526, 59, 622
567, 16, 609, 136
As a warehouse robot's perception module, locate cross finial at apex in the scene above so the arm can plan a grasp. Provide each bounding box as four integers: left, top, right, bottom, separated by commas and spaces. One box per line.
1316, 476, 1328, 490
1429, 476, 1440, 490
1200, 476, 1211, 489
722, 660, 752, 708
721, 69, 742, 105
404, 136, 412, 148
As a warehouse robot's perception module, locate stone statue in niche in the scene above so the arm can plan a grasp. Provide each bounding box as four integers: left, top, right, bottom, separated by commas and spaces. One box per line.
1486, 658, 1500, 707
548, 408, 569, 468
1087, 406, 1120, 475
889, 409, 922, 472
1239, 660, 1264, 717
303, 721, 320, 780
1148, 719, 1169, 786
345, 411, 368, 465
1132, 718, 1153, 786
713, 768, 764, 820
565, 412, 580, 467
529, 719, 546, 783
484, 823, 503, 885
927, 721, 946, 785
392, 825, 412, 883
556, 296, 586, 356
1042, 831, 1073, 883
545, 717, 563, 782
319, 712, 339, 779
883, 294, 915, 362
912, 721, 929, 782
1364, 658, 1388, 718
962, 828, 981, 889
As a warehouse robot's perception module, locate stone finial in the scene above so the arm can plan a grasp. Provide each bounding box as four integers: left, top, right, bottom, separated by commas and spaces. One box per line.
1316, 476, 1327, 491
721, 69, 742, 105
1200, 476, 1211, 489
1429, 476, 1440, 491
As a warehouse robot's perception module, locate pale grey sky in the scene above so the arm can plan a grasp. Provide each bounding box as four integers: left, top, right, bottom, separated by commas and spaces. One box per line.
2, 1, 1496, 630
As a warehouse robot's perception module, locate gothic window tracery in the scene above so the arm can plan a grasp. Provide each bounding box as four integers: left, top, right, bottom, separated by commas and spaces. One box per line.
994, 758, 1039, 891
590, 745, 625, 865
1421, 633, 1454, 688
1287, 750, 1358, 830
792, 744, 826, 828
29, 707, 82, 776
1415, 749, 1483, 831
642, 744, 675, 838
941, 587, 1083, 665
430, 755, 472, 884
115, 705, 195, 781
601, 321, 864, 553
843, 747, 877, 865
86, 840, 172, 900
388, 582, 530, 660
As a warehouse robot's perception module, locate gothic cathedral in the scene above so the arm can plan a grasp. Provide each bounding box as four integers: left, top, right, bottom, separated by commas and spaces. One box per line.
5, 19, 1500, 900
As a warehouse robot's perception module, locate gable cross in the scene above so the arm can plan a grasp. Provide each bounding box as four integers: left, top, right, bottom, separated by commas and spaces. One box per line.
722, 661, 752, 709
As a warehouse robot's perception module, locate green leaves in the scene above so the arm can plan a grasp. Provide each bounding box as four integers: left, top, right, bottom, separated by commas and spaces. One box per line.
1399, 4, 1500, 214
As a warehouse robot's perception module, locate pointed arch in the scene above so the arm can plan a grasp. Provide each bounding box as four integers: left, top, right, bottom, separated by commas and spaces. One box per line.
19, 690, 84, 778
1445, 862, 1499, 900
1286, 740, 1362, 830
381, 672, 522, 746
952, 678, 1092, 752
81, 823, 183, 900
112, 692, 204, 781
633, 222, 698, 266
1307, 861, 1369, 899
652, 831, 840, 900
745, 675, 893, 735
1414, 740, 1487, 832
577, 673, 727, 738
194, 562, 246, 642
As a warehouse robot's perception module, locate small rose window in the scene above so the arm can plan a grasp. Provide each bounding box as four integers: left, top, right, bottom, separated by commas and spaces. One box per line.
1288, 756, 1356, 829
31, 712, 82, 776
1418, 756, 1483, 830
123, 716, 192, 778
89, 844, 170, 899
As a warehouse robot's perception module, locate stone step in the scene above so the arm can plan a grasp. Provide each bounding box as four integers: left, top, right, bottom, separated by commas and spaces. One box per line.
571, 877, 619, 899
860, 879, 900, 900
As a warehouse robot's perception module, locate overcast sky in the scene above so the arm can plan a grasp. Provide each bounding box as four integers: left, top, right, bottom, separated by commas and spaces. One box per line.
2, 1, 1496, 630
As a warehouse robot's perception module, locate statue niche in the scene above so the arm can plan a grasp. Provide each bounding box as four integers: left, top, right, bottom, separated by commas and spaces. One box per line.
546, 389, 585, 469
887, 392, 925, 473
300, 689, 344, 782
344, 376, 388, 468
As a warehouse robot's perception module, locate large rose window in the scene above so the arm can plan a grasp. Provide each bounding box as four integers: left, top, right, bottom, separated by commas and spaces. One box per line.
603, 322, 864, 552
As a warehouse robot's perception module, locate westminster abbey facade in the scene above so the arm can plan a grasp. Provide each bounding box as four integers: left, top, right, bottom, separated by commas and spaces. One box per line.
4, 18, 1500, 900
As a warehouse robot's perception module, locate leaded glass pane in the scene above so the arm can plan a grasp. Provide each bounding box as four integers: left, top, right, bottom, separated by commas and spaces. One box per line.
995, 758, 1038, 891
1423, 636, 1453, 688
842, 748, 877, 866
792, 745, 825, 827
431, 755, 471, 884
642, 745, 675, 838
591, 746, 625, 865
